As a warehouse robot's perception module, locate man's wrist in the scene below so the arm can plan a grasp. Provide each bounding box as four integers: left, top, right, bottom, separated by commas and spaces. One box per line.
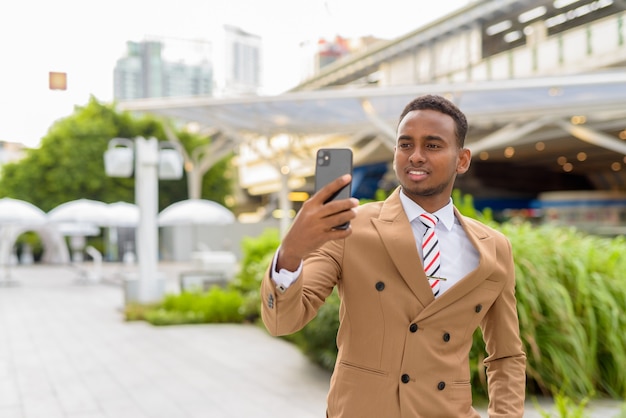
275, 248, 302, 273
270, 248, 302, 292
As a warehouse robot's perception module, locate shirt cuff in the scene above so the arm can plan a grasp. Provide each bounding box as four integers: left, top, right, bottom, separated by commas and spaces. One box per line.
270, 247, 302, 292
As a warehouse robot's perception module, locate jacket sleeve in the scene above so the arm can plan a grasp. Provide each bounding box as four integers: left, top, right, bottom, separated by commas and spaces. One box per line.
261, 241, 342, 336
481, 237, 527, 418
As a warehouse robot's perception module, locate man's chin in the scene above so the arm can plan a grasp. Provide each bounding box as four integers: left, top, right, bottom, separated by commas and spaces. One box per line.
401, 184, 437, 197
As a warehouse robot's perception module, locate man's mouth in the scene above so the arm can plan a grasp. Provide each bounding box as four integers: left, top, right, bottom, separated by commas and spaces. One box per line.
407, 168, 428, 180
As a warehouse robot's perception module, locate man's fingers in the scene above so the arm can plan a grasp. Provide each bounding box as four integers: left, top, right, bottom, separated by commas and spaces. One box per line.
321, 205, 358, 230
319, 197, 358, 215
313, 174, 352, 204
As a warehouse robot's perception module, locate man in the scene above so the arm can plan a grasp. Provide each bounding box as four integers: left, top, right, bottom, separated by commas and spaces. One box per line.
261, 95, 526, 417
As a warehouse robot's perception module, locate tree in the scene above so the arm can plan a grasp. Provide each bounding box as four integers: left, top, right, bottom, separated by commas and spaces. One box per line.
0, 97, 232, 211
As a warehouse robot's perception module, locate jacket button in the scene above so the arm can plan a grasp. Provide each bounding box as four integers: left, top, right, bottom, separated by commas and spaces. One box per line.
409, 323, 418, 333
442, 332, 450, 342
375, 281, 385, 291
437, 381, 446, 390
475, 304, 483, 313
401, 374, 410, 384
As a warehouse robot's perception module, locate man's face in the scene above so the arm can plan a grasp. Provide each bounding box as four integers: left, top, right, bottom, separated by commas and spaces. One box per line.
393, 109, 471, 212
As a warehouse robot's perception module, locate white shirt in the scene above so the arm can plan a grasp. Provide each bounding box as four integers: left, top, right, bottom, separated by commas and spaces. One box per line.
399, 191, 479, 296
271, 191, 480, 295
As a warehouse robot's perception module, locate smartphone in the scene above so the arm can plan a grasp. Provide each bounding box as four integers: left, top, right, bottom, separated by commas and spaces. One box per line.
315, 148, 353, 230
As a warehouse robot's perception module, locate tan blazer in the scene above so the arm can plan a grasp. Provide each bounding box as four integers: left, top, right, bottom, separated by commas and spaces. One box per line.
262, 188, 526, 418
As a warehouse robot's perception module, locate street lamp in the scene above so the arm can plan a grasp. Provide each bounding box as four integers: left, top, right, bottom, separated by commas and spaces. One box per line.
104, 136, 183, 304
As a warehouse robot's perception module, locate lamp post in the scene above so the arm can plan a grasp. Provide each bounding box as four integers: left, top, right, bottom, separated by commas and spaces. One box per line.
104, 136, 183, 303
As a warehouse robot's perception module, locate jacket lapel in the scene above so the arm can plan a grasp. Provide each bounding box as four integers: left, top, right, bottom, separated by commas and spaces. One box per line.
371, 189, 434, 310
370, 190, 497, 316
418, 208, 496, 319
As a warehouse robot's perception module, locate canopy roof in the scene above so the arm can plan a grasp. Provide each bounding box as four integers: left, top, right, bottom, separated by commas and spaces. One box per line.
119, 69, 626, 147
118, 70, 626, 190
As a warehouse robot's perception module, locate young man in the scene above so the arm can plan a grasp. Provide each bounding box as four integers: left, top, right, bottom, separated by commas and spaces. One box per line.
261, 95, 526, 417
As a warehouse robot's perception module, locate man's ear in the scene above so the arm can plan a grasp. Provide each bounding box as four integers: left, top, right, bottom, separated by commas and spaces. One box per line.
456, 148, 471, 174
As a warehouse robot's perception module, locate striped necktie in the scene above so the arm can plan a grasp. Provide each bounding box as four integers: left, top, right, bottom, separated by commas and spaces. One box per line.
419, 213, 441, 297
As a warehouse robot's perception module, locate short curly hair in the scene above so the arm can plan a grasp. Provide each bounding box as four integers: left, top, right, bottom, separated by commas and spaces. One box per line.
397, 94, 468, 148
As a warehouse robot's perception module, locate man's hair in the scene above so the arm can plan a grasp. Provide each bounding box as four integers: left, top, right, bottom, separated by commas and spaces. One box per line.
398, 94, 468, 148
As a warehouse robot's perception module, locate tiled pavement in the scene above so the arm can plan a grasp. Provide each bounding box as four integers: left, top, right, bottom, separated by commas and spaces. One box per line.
0, 263, 623, 418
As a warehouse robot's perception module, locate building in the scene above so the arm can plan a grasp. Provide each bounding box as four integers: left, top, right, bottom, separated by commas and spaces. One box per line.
293, 0, 626, 90
114, 25, 262, 101
114, 39, 213, 100
316, 35, 382, 70
287, 0, 626, 223
298, 35, 386, 83
118, 0, 626, 234
212, 25, 262, 97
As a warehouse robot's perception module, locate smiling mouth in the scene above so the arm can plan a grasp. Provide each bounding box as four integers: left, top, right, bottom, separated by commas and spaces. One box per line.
406, 166, 430, 178
405, 166, 430, 182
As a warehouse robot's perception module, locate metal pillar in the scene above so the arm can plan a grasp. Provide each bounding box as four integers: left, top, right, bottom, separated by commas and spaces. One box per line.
279, 168, 290, 238
134, 137, 163, 303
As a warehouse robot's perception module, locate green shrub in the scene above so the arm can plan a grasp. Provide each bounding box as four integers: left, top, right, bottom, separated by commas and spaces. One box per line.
534, 390, 592, 418
123, 228, 281, 326
463, 223, 626, 401
232, 228, 280, 293
505, 223, 626, 399
230, 228, 280, 321
125, 287, 245, 325
124, 301, 160, 321
452, 188, 493, 222
283, 289, 341, 371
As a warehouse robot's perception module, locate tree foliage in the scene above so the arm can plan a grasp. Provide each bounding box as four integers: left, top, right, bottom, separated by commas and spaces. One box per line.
0, 97, 232, 211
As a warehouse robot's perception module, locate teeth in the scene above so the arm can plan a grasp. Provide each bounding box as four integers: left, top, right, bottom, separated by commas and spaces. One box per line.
409, 170, 426, 175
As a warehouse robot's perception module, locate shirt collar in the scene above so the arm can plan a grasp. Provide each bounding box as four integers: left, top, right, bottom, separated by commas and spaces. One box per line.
399, 189, 455, 231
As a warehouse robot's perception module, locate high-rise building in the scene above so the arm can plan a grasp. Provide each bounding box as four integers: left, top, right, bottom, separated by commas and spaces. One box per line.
113, 39, 213, 100
298, 35, 385, 83
315, 35, 386, 70
212, 25, 262, 97
114, 25, 262, 101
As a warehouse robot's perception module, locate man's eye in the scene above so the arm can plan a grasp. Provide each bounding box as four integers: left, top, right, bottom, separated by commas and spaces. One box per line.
399, 143, 411, 149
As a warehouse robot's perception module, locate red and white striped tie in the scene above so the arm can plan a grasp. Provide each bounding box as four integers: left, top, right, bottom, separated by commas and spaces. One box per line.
419, 213, 441, 297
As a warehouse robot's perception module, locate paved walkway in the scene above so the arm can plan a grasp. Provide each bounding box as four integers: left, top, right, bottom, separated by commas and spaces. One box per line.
0, 263, 623, 418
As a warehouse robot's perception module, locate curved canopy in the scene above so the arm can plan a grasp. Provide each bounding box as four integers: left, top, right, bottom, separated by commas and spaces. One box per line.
48, 199, 110, 226
119, 71, 626, 191
0, 198, 47, 226
158, 199, 235, 226
118, 71, 626, 149
106, 201, 140, 227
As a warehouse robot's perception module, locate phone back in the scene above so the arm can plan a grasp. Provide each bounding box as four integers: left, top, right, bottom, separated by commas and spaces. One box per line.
315, 148, 353, 202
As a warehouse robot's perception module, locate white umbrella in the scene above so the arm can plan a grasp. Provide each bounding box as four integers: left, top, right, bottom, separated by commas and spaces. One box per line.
48, 199, 110, 226
106, 202, 139, 227
0, 199, 47, 282
54, 223, 101, 237
158, 199, 235, 226
0, 198, 47, 225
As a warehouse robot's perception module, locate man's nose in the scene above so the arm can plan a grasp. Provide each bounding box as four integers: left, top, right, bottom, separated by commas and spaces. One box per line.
409, 149, 425, 164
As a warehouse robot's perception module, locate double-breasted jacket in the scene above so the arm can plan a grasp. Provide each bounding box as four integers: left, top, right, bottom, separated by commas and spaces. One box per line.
262, 189, 526, 417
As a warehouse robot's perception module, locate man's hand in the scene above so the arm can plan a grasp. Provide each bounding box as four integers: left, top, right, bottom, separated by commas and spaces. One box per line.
276, 174, 359, 271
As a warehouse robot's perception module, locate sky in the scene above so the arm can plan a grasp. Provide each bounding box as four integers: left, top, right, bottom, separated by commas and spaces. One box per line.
0, 0, 470, 148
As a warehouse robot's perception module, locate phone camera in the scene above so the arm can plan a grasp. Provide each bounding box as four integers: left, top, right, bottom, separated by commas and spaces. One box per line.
318, 151, 330, 166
